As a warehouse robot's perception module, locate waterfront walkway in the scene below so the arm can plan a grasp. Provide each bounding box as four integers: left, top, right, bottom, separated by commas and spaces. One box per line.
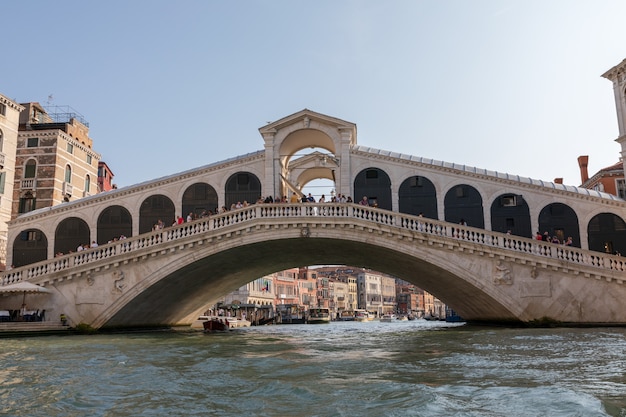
0, 321, 69, 336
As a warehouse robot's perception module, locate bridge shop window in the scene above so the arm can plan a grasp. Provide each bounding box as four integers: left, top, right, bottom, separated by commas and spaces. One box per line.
98, 205, 132, 244
444, 184, 484, 228
398, 175, 438, 219
587, 213, 626, 255
139, 194, 175, 234
12, 228, 48, 267
490, 194, 531, 237
55, 217, 90, 256
353, 168, 392, 210
538, 203, 580, 247
225, 172, 261, 209
182, 183, 218, 218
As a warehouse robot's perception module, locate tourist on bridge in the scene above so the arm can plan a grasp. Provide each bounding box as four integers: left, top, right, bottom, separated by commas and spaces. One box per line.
359, 196, 369, 206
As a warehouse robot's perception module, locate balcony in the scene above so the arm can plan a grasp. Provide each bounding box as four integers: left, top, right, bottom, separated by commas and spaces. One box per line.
63, 182, 73, 196
21, 179, 36, 189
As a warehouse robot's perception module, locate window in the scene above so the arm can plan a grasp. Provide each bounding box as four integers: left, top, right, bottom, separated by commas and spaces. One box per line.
27, 137, 39, 147
84, 175, 90, 193
0, 129, 3, 152
501, 195, 517, 207
86, 154, 92, 165
0, 103, 5, 116
67, 143, 74, 154
19, 194, 36, 214
24, 160, 36, 178
617, 179, 626, 199
65, 165, 72, 184
0, 172, 5, 194
410, 176, 423, 187
366, 169, 378, 179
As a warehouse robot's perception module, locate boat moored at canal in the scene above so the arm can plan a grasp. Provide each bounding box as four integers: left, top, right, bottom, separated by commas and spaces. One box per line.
191, 315, 251, 330
355, 309, 374, 322
380, 313, 397, 322
307, 307, 331, 324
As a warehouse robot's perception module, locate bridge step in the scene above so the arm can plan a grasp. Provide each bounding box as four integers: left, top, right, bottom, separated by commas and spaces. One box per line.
0, 321, 70, 336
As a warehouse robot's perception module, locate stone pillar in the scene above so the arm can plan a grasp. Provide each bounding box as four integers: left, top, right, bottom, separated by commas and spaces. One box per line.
338, 128, 353, 198
262, 130, 277, 199
602, 59, 626, 180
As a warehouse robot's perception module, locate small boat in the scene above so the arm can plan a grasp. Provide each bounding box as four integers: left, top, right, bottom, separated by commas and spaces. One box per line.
191, 315, 251, 330
203, 317, 230, 332
355, 309, 370, 322
337, 310, 356, 321
276, 304, 306, 324
397, 315, 408, 321
307, 307, 331, 324
380, 313, 397, 322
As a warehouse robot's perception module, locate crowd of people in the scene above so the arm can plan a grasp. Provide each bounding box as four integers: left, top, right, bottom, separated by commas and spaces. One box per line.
535, 231, 573, 246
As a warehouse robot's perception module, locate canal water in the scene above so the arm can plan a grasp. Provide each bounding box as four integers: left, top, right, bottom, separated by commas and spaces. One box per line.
1, 320, 625, 416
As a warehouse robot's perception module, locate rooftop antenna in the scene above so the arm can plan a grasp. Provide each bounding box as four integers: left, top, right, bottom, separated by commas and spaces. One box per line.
46, 94, 54, 106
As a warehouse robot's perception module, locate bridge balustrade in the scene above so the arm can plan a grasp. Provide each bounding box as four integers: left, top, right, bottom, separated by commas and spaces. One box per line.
2, 203, 625, 286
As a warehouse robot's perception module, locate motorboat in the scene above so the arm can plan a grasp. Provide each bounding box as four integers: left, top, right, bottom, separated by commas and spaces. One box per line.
191, 315, 251, 330
380, 313, 397, 322
337, 310, 356, 321
307, 307, 331, 324
397, 315, 408, 321
203, 317, 230, 332
355, 309, 370, 322
276, 304, 306, 324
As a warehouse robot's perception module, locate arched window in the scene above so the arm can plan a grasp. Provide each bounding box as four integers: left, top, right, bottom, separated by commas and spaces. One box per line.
225, 172, 262, 209
353, 168, 392, 210
444, 184, 484, 228
398, 175, 438, 218
65, 165, 72, 183
24, 160, 36, 178
84, 175, 91, 193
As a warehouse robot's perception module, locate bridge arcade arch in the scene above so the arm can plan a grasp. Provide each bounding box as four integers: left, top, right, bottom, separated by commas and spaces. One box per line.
54, 217, 90, 255
398, 175, 438, 219
12, 228, 47, 267
139, 195, 175, 233
538, 203, 580, 246
444, 184, 485, 228
97, 205, 132, 244
490, 193, 532, 237
354, 168, 392, 210
224, 172, 261, 208
588, 213, 626, 255
182, 183, 218, 217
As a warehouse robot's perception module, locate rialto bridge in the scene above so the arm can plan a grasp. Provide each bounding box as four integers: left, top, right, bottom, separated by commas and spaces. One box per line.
2, 109, 626, 328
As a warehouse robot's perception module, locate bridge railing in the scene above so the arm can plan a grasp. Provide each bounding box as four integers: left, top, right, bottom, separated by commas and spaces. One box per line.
2, 203, 625, 285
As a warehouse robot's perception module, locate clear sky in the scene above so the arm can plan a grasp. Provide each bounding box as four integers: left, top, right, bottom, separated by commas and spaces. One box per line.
3, 1, 626, 191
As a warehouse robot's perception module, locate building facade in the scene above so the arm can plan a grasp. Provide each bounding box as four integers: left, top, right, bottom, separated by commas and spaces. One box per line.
13, 103, 101, 219
0, 95, 22, 267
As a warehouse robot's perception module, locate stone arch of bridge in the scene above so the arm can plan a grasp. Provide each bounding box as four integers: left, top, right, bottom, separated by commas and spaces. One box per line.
95, 234, 519, 329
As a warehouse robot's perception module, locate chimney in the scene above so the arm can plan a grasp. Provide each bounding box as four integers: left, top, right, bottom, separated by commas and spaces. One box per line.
554, 178, 563, 184
578, 155, 589, 184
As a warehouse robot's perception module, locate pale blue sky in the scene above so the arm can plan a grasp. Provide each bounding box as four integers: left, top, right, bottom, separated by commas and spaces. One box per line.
3, 1, 626, 191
